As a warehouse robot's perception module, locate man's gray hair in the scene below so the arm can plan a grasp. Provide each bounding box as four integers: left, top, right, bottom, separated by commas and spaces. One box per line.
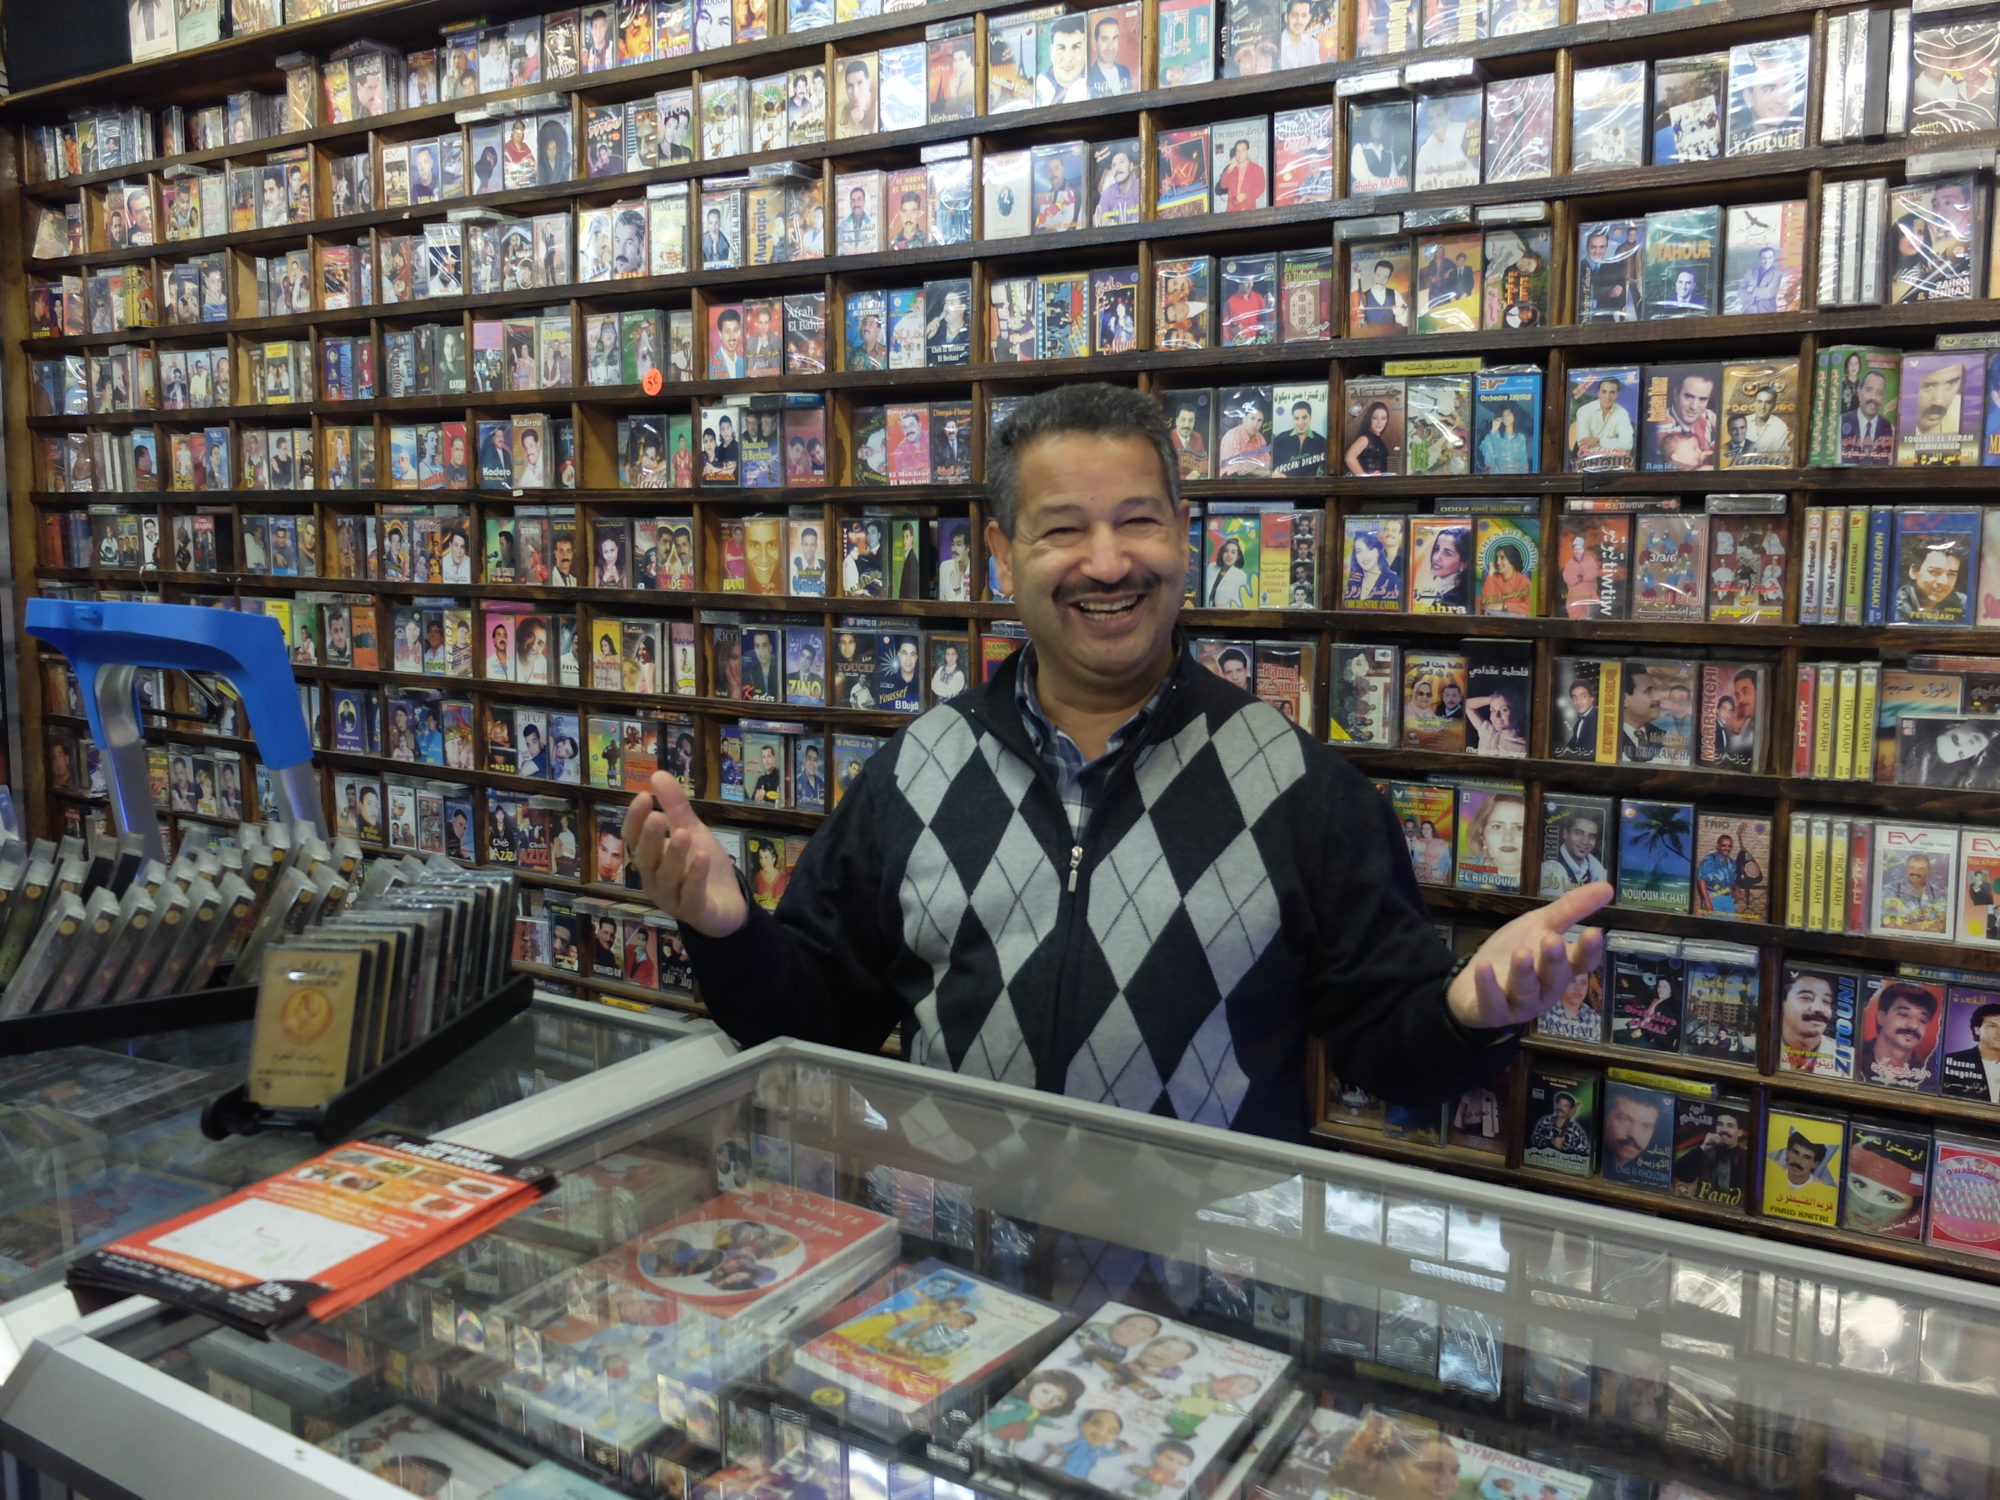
987, 382, 1179, 537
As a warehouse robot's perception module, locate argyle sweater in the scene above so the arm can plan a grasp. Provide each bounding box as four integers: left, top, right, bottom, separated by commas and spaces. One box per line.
685, 646, 1515, 1141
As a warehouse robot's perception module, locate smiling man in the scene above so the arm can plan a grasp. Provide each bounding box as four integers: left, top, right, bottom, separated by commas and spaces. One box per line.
1779, 968, 1848, 1074
1860, 982, 1940, 1090
624, 383, 1609, 1140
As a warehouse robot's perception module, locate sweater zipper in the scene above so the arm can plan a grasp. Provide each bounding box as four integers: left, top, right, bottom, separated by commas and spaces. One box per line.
1049, 816, 1096, 1089
962, 648, 1191, 1087
1041, 671, 1185, 1079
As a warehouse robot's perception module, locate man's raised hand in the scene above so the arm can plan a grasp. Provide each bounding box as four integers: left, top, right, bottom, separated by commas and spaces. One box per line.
621, 771, 749, 939
1447, 882, 1614, 1031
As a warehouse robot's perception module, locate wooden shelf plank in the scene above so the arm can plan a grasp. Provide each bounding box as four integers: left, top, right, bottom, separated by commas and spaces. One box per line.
1523, 1033, 2000, 1130
1312, 1120, 2000, 1285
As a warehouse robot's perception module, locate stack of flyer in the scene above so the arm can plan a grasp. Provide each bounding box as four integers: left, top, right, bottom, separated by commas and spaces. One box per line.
785, 1259, 1072, 1439
65, 1132, 553, 1337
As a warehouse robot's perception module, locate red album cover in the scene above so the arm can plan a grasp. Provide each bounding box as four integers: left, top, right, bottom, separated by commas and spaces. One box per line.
1928, 1136, 2000, 1259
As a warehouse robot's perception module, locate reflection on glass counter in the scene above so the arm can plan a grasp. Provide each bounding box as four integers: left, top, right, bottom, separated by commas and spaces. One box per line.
58, 1043, 2000, 1500
0, 998, 695, 1303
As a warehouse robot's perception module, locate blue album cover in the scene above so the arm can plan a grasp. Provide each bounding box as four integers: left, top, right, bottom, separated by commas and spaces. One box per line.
718, 724, 744, 802
198, 261, 229, 321
413, 699, 446, 767
444, 795, 475, 860
325, 686, 372, 757
794, 740, 826, 812
1985, 351, 2000, 466
330, 689, 365, 755
844, 291, 887, 372
1616, 799, 1694, 912
739, 626, 782, 703
476, 421, 515, 487
1681, 948, 1759, 1060
785, 630, 825, 707
389, 429, 421, 488
740, 409, 780, 489
203, 427, 231, 489
1891, 507, 1979, 626
1474, 371, 1543, 474
333, 340, 356, 401
877, 632, 923, 713
1601, 1080, 1675, 1191
548, 712, 581, 783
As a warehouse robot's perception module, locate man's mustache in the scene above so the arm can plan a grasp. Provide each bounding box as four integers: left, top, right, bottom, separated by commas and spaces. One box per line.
1055, 572, 1166, 604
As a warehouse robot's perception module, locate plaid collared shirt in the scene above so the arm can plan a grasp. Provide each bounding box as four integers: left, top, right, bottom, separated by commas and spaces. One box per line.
1014, 647, 1172, 843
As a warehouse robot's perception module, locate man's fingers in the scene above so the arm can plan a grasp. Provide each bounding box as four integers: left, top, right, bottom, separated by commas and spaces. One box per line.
1505, 944, 1538, 1019
1534, 931, 1573, 1003
635, 808, 669, 874
1472, 960, 1510, 1025
650, 770, 704, 833
682, 840, 711, 911
1566, 925, 1606, 975
621, 788, 659, 854
1535, 880, 1614, 934
637, 815, 694, 912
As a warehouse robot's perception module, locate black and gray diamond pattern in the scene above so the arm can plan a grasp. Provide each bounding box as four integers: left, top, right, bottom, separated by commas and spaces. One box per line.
887, 690, 1304, 1131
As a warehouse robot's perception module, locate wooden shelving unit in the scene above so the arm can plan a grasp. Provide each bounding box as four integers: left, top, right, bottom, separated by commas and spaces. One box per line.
10, 0, 2000, 1281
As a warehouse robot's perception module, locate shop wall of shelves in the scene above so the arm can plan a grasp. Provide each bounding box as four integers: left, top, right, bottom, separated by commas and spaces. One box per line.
9, 0, 2000, 1278
4, 1039, 2000, 1500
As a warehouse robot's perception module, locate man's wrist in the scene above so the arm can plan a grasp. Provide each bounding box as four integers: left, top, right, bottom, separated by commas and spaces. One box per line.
1444, 954, 1527, 1046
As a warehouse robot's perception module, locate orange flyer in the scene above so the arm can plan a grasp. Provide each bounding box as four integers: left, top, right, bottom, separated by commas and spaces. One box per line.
67, 1132, 551, 1338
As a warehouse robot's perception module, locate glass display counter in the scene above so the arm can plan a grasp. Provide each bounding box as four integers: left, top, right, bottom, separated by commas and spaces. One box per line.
2, 1040, 1997, 1500
0, 993, 715, 1309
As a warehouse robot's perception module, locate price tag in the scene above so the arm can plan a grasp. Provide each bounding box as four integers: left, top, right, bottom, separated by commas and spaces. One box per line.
641, 368, 664, 396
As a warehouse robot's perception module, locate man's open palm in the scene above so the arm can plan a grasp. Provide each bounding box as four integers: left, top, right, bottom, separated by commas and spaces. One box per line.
622, 772, 748, 939
1448, 882, 1614, 1031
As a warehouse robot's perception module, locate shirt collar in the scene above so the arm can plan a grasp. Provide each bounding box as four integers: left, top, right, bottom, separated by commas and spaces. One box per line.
1015, 645, 1175, 763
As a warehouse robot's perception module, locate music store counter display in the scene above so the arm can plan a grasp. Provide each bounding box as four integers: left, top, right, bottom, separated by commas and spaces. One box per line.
12, 0, 2000, 1275
3, 1039, 1999, 1500
0, 966, 712, 1311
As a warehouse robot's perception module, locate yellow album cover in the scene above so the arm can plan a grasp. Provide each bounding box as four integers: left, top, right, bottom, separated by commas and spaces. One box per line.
248, 945, 365, 1109
1761, 1110, 1842, 1226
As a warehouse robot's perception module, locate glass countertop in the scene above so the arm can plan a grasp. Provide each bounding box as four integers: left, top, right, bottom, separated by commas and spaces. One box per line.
0, 996, 701, 1304
78, 1042, 2000, 1500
